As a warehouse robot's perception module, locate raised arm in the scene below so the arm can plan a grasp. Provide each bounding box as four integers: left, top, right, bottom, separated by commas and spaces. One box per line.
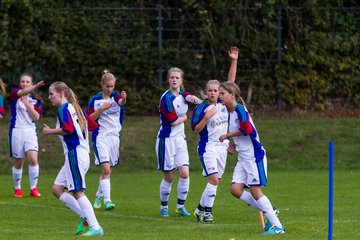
17, 80, 45, 96
227, 47, 238, 83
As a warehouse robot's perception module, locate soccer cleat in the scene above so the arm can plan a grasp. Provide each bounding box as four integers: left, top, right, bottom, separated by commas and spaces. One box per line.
93, 196, 103, 209
30, 187, 41, 198
264, 206, 280, 231
201, 213, 214, 223
81, 227, 104, 236
104, 201, 116, 210
193, 211, 204, 222
262, 226, 285, 235
175, 207, 191, 217
14, 188, 23, 198
75, 217, 88, 235
160, 208, 169, 217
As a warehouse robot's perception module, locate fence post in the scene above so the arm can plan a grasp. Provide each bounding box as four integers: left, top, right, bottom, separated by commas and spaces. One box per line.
156, 0, 164, 86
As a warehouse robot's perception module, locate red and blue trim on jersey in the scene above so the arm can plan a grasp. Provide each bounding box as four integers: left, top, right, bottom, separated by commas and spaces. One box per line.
0, 94, 4, 117
234, 104, 265, 163
9, 88, 43, 128
191, 100, 210, 157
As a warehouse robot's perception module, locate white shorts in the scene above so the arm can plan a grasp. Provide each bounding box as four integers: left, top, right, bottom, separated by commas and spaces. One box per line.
156, 137, 189, 171
92, 134, 120, 167
9, 127, 38, 159
54, 148, 90, 192
199, 144, 227, 178
231, 155, 268, 186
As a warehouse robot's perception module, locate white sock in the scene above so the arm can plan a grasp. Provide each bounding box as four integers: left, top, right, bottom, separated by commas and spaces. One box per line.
160, 179, 172, 209
77, 195, 101, 230
100, 179, 111, 203
59, 192, 83, 217
199, 191, 206, 209
12, 167, 22, 189
203, 183, 217, 209
257, 195, 282, 228
239, 191, 262, 211
176, 177, 189, 208
96, 177, 102, 197
29, 164, 39, 189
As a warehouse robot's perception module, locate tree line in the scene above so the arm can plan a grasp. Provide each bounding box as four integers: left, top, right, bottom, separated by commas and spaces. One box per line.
0, 0, 359, 115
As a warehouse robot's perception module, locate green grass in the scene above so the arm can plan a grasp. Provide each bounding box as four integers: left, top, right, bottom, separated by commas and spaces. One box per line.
0, 170, 358, 239
0, 115, 359, 239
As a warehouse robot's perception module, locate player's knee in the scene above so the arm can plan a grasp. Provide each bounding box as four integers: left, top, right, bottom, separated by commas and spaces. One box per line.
231, 185, 243, 198
52, 185, 63, 198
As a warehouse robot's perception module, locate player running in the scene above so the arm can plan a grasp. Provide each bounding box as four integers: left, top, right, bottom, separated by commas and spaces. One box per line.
42, 81, 104, 236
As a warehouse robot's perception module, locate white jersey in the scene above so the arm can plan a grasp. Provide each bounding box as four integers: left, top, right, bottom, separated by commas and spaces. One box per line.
87, 91, 123, 136
229, 103, 265, 162
157, 89, 191, 138
191, 100, 229, 150
56, 102, 90, 155
10, 88, 42, 129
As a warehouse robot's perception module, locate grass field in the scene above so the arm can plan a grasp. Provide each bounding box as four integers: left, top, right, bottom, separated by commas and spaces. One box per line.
0, 170, 358, 240
0, 115, 359, 239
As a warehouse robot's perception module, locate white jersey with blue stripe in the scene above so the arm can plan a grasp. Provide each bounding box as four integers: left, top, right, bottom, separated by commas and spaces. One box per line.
229, 103, 266, 162
56, 102, 90, 155
87, 91, 123, 136
9, 88, 42, 129
157, 89, 190, 138
191, 100, 228, 154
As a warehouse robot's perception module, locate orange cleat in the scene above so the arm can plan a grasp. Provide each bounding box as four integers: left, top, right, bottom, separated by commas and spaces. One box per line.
30, 187, 41, 198
14, 188, 23, 198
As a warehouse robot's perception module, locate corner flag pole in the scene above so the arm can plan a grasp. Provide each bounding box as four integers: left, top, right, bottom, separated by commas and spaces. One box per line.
328, 141, 334, 240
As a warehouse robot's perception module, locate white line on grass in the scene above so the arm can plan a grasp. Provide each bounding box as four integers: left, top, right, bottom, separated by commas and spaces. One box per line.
0, 201, 248, 227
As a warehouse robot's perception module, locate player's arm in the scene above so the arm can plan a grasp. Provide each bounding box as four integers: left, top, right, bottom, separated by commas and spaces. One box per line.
89, 101, 111, 120
181, 90, 201, 104
193, 107, 217, 133
21, 96, 40, 121
17, 81, 45, 96
185, 95, 201, 104
219, 129, 243, 142
42, 123, 67, 135
227, 46, 238, 83
117, 91, 127, 106
171, 115, 187, 126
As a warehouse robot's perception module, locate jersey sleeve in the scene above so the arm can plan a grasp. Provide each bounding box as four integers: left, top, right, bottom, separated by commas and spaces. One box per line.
235, 104, 253, 136
0, 95, 4, 116
86, 96, 96, 115
10, 88, 20, 101
34, 100, 43, 117
159, 93, 178, 123
191, 101, 207, 131
113, 91, 122, 105
180, 89, 191, 99
57, 107, 75, 134
83, 110, 99, 131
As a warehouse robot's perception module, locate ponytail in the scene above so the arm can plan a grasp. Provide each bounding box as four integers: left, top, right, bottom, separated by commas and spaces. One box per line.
65, 88, 86, 132
219, 82, 246, 107
50, 82, 86, 131
0, 78, 6, 97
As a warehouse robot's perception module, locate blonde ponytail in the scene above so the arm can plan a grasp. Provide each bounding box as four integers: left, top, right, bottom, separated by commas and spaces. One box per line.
65, 88, 86, 132
50, 82, 86, 131
0, 78, 6, 97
